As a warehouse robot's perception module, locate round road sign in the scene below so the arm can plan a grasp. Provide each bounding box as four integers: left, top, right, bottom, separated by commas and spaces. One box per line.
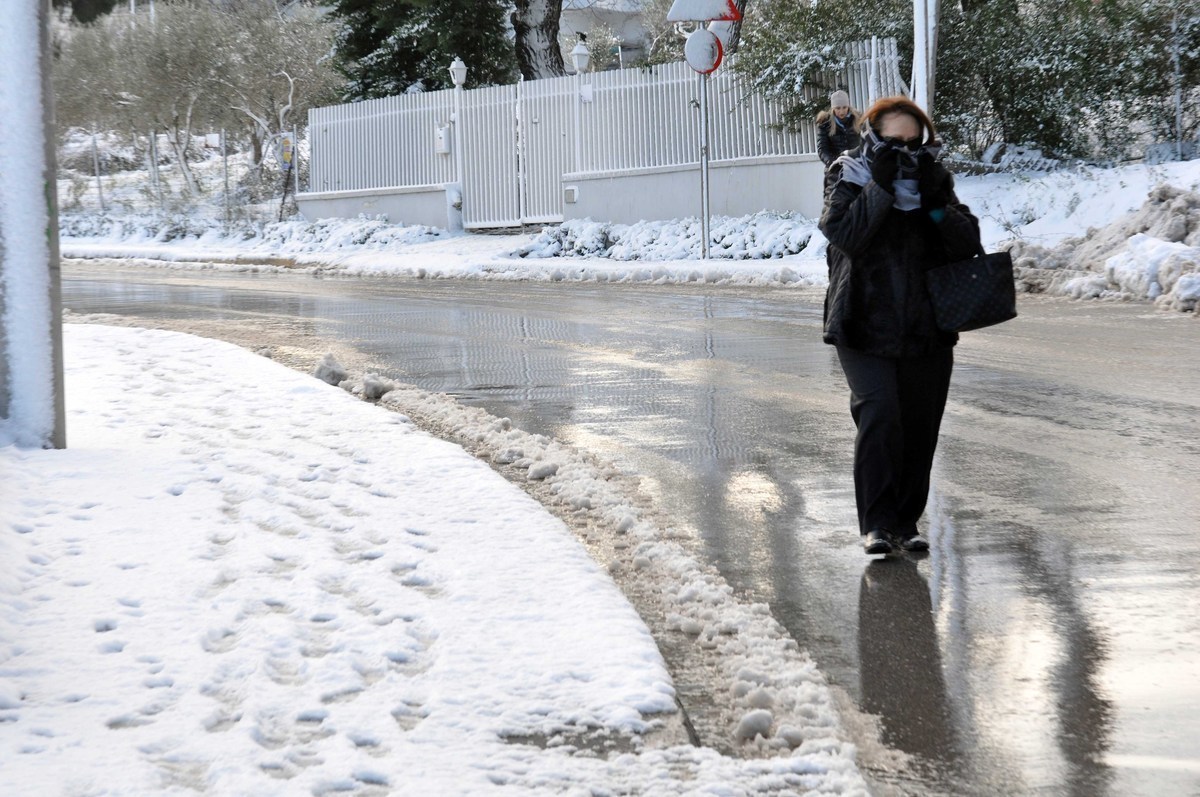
684, 28, 723, 74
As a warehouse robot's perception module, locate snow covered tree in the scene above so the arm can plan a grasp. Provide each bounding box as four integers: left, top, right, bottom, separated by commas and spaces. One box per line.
734, 0, 912, 130
630, 0, 687, 67
331, 0, 516, 99
513, 0, 567, 79
53, 0, 342, 191
216, 0, 342, 166
737, 0, 1200, 159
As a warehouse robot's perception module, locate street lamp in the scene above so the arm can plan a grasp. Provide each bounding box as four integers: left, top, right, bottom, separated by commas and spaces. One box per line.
570, 39, 590, 75
570, 37, 591, 173
449, 56, 467, 88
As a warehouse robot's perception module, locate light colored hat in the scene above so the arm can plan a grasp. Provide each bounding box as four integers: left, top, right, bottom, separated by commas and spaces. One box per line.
830, 90, 850, 108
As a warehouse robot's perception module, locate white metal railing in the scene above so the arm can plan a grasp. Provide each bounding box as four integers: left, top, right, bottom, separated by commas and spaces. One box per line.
308, 91, 456, 193
304, 39, 903, 228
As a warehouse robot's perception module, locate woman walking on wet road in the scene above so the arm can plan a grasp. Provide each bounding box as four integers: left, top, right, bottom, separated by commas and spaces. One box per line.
819, 96, 982, 556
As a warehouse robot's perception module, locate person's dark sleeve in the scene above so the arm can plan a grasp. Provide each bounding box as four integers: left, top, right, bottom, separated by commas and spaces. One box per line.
817, 122, 836, 166
931, 177, 983, 261
820, 165, 894, 257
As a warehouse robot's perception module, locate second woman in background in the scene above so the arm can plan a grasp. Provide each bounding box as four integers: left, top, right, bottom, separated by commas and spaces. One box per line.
817, 90, 861, 169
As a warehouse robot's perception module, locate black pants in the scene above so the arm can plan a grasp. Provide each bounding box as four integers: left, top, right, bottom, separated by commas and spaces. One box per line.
836, 346, 954, 535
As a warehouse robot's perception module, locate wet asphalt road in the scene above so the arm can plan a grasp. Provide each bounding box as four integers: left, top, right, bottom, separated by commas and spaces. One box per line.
61, 263, 1200, 796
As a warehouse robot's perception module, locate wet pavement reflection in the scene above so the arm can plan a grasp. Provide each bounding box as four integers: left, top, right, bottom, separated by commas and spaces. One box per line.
61, 264, 1200, 795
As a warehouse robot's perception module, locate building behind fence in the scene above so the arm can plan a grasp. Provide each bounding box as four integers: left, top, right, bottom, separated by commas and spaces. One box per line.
297, 39, 906, 230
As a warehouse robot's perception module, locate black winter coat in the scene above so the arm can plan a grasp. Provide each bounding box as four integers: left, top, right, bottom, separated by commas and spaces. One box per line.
818, 114, 862, 167
819, 151, 982, 358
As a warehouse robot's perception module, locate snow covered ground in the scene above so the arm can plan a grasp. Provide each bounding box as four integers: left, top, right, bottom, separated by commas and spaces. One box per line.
1, 325, 867, 796
58, 159, 1200, 310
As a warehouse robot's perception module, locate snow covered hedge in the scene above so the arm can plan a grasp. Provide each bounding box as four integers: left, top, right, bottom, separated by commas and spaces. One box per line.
60, 213, 445, 254
516, 213, 817, 261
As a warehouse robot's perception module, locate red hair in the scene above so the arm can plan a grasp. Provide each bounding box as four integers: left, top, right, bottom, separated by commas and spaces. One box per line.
859, 96, 938, 143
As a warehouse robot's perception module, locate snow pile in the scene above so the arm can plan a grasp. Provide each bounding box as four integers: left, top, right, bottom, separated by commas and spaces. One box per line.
254, 216, 446, 254
1006, 184, 1200, 310
517, 212, 817, 261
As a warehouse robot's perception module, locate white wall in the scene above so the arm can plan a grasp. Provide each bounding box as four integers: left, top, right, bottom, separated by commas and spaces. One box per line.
562, 154, 826, 224
297, 184, 458, 230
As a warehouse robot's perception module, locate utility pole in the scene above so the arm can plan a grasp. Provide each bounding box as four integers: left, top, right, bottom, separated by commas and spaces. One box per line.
0, 0, 66, 448
911, 0, 940, 116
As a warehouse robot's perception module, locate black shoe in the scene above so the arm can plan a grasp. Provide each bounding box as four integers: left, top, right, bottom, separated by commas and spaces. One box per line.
897, 532, 929, 552
863, 528, 893, 555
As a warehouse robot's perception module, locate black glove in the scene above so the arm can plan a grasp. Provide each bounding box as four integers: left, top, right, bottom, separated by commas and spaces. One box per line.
870, 147, 899, 193
917, 151, 952, 210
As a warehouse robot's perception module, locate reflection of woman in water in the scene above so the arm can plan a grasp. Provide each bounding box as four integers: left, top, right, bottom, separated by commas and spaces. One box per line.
858, 560, 956, 764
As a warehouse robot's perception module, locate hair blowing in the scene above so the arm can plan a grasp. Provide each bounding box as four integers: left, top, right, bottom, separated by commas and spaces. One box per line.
859, 96, 938, 143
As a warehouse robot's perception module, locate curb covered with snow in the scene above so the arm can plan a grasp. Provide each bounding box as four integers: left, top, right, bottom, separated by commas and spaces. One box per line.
1, 325, 870, 795
338, 364, 864, 764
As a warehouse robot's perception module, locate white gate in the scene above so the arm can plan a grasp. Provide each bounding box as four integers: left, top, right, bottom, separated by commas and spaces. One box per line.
458, 78, 576, 229
459, 84, 519, 228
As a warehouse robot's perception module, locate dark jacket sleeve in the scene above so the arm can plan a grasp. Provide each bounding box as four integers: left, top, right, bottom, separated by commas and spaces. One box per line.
820, 165, 894, 257
932, 177, 983, 262
817, 121, 837, 166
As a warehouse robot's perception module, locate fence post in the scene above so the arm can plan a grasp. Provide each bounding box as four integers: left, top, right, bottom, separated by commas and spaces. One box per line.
699, 71, 711, 260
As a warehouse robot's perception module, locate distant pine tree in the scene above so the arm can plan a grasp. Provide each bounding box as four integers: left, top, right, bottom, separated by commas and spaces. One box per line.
53, 0, 120, 24
330, 0, 516, 100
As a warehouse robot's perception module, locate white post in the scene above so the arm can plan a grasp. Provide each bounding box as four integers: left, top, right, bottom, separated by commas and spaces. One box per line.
911, 0, 939, 115
869, 36, 880, 106
91, 131, 106, 213
516, 77, 527, 225
574, 70, 583, 173
0, 0, 66, 448
698, 71, 710, 260
453, 84, 465, 185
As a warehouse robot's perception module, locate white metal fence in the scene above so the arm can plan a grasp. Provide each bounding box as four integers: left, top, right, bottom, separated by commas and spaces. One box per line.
305, 39, 905, 229
308, 92, 456, 194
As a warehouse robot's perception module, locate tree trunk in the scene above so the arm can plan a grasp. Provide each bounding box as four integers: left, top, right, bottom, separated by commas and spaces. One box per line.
725, 0, 748, 54
512, 0, 566, 80
167, 125, 200, 197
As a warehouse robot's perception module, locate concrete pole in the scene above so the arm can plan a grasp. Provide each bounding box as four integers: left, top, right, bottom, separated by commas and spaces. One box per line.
0, 0, 66, 448
42, 0, 66, 449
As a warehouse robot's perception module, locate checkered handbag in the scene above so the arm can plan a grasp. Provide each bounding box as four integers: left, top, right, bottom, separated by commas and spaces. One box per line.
924, 250, 1017, 333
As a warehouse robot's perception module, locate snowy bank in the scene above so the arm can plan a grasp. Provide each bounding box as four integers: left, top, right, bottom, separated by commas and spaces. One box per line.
1006, 184, 1200, 312
0, 325, 868, 795
58, 159, 1200, 309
